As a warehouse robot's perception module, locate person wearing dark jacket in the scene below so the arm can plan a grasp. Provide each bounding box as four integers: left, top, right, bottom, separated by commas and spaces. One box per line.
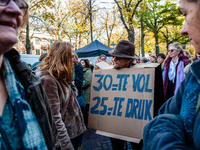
73, 52, 84, 98
31, 53, 48, 71
5, 49, 55, 150
74, 63, 83, 97
143, 59, 200, 150
72, 52, 85, 150
108, 40, 143, 150
0, 0, 53, 149
143, 0, 200, 149
157, 53, 166, 71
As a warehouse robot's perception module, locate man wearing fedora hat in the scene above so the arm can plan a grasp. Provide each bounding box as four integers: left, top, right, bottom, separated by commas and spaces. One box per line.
108, 40, 139, 69
108, 40, 143, 150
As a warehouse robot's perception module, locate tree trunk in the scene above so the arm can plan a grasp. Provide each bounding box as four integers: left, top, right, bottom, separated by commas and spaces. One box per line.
107, 37, 110, 47
127, 28, 135, 43
25, 23, 30, 54
141, 18, 145, 57
75, 33, 78, 50
78, 34, 82, 49
154, 28, 159, 55
166, 27, 169, 50
89, 0, 93, 42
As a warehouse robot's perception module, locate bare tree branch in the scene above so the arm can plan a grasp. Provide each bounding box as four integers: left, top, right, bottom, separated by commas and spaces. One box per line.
114, 0, 129, 31
30, 15, 51, 33
128, 0, 133, 8
132, 0, 143, 18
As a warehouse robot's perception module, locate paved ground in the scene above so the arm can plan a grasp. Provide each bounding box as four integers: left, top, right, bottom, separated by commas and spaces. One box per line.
82, 128, 112, 150
82, 128, 133, 150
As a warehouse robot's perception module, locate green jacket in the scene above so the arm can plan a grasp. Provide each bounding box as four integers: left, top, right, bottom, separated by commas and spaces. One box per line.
82, 68, 92, 104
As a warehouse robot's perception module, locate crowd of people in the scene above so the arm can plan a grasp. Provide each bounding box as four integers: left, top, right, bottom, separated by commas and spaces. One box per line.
0, 0, 200, 149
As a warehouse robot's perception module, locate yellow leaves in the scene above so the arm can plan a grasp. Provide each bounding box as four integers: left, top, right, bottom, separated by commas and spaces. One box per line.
187, 45, 195, 56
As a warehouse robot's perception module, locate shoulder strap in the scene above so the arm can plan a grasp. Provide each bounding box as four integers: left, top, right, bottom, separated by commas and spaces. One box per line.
61, 86, 72, 118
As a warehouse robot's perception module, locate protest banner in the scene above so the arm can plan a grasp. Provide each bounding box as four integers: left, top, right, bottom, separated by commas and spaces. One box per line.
88, 63, 164, 141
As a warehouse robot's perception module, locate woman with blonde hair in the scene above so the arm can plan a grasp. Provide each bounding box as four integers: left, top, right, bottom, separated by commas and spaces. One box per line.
162, 42, 189, 101
183, 49, 193, 63
39, 41, 86, 150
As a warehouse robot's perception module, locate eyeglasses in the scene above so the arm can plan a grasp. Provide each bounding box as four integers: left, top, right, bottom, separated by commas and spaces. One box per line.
0, 0, 28, 16
101, 58, 106, 61
115, 57, 123, 60
167, 49, 177, 53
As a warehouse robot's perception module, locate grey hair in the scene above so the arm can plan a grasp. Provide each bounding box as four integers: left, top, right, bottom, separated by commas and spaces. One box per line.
100, 54, 107, 59
140, 57, 148, 63
169, 42, 183, 54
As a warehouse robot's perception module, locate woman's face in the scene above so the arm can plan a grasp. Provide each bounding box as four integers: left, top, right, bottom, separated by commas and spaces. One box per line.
180, 0, 200, 54
72, 49, 77, 65
0, 1, 22, 55
168, 46, 180, 58
150, 57, 155, 63
81, 60, 85, 68
157, 56, 164, 64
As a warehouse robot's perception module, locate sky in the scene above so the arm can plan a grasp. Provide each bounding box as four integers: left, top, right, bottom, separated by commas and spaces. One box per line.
95, 0, 115, 10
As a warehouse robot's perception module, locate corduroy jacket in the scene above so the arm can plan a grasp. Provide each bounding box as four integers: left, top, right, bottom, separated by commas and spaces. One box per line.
40, 72, 86, 150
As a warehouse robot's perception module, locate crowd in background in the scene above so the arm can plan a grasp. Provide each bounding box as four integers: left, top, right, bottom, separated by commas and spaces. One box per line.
27, 41, 197, 150
92, 42, 195, 102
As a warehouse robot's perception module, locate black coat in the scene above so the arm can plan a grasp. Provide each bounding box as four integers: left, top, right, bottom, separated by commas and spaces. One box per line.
74, 63, 83, 97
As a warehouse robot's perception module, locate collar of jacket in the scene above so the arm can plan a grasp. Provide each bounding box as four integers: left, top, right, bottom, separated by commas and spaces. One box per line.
83, 68, 90, 72
75, 63, 83, 68
190, 59, 200, 84
40, 71, 69, 86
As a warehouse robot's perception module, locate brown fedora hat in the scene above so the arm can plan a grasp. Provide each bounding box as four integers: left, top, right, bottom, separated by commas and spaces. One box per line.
109, 40, 139, 59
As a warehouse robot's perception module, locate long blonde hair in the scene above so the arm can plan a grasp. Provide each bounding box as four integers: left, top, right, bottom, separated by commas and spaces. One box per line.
162, 54, 170, 67
39, 41, 73, 83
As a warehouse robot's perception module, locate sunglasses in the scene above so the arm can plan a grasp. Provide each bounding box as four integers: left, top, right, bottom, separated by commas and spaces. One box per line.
115, 57, 123, 60
0, 0, 28, 16
101, 58, 106, 61
167, 49, 177, 53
